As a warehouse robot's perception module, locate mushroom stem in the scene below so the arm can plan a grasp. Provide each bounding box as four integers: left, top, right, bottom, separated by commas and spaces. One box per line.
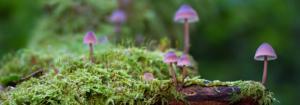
262, 56, 268, 85
89, 43, 94, 64
170, 63, 178, 91
184, 19, 189, 54
180, 65, 186, 91
115, 22, 121, 43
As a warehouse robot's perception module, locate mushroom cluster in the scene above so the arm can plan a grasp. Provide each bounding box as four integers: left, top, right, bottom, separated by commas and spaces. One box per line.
79, 4, 277, 94
163, 51, 191, 92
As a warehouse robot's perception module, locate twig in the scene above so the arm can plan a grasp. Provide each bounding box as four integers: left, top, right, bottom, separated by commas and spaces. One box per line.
51, 65, 59, 74
17, 70, 43, 84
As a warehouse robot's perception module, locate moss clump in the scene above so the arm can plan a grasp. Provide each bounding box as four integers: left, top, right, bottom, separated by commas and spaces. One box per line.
0, 46, 191, 104
0, 34, 278, 104
0, 33, 196, 104
228, 81, 280, 104
0, 34, 198, 79
0, 74, 279, 104
0, 68, 186, 105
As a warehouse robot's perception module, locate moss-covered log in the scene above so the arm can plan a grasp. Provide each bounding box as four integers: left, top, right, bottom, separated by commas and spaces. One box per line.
158, 85, 267, 105
0, 33, 278, 104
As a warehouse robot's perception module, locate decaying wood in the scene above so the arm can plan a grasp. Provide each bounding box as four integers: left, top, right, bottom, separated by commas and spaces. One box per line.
6, 70, 43, 87
17, 70, 43, 84
157, 85, 263, 105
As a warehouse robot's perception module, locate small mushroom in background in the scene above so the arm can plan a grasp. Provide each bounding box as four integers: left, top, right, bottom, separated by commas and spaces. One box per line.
109, 9, 127, 42
6, 86, 15, 91
254, 43, 277, 86
174, 4, 199, 54
164, 51, 179, 91
83, 31, 98, 64
136, 35, 144, 45
0, 85, 3, 91
143, 73, 154, 82
177, 55, 191, 91
99, 36, 108, 44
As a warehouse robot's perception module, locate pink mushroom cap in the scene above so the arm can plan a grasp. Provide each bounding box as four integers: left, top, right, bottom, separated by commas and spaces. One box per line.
177, 55, 191, 66
174, 4, 199, 23
254, 43, 277, 61
83, 31, 98, 45
163, 51, 179, 63
109, 9, 127, 23
143, 73, 154, 82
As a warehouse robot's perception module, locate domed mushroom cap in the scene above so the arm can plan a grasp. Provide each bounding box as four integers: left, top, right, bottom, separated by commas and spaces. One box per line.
254, 43, 277, 61
174, 4, 199, 23
143, 73, 154, 82
177, 55, 191, 66
109, 9, 127, 23
83, 31, 98, 45
163, 51, 178, 63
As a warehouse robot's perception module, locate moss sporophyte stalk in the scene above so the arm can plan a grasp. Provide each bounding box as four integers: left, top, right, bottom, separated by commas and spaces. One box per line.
0, 38, 279, 104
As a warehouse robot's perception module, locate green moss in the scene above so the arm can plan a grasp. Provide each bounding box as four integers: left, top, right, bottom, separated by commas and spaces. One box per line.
228, 81, 280, 104
177, 76, 279, 104
0, 0, 279, 104
0, 66, 186, 104
214, 86, 220, 93
0, 72, 279, 104
0, 33, 278, 104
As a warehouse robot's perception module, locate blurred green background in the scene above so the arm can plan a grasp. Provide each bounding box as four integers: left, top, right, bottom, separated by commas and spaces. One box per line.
0, 0, 299, 104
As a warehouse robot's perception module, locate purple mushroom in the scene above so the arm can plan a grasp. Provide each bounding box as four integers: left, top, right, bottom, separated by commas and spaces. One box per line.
143, 73, 154, 82
109, 9, 127, 42
174, 4, 199, 54
254, 43, 277, 86
164, 51, 179, 91
177, 55, 191, 91
83, 31, 98, 64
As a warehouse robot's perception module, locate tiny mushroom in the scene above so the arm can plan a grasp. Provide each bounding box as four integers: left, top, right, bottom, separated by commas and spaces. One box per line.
6, 86, 15, 91
174, 4, 199, 54
110, 9, 127, 42
0, 85, 3, 91
143, 73, 154, 82
177, 55, 191, 91
109, 9, 127, 25
83, 31, 98, 64
164, 51, 179, 91
254, 43, 277, 86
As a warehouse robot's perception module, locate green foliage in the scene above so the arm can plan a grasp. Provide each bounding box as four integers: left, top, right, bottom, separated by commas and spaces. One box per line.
0, 74, 21, 87
0, 0, 42, 58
